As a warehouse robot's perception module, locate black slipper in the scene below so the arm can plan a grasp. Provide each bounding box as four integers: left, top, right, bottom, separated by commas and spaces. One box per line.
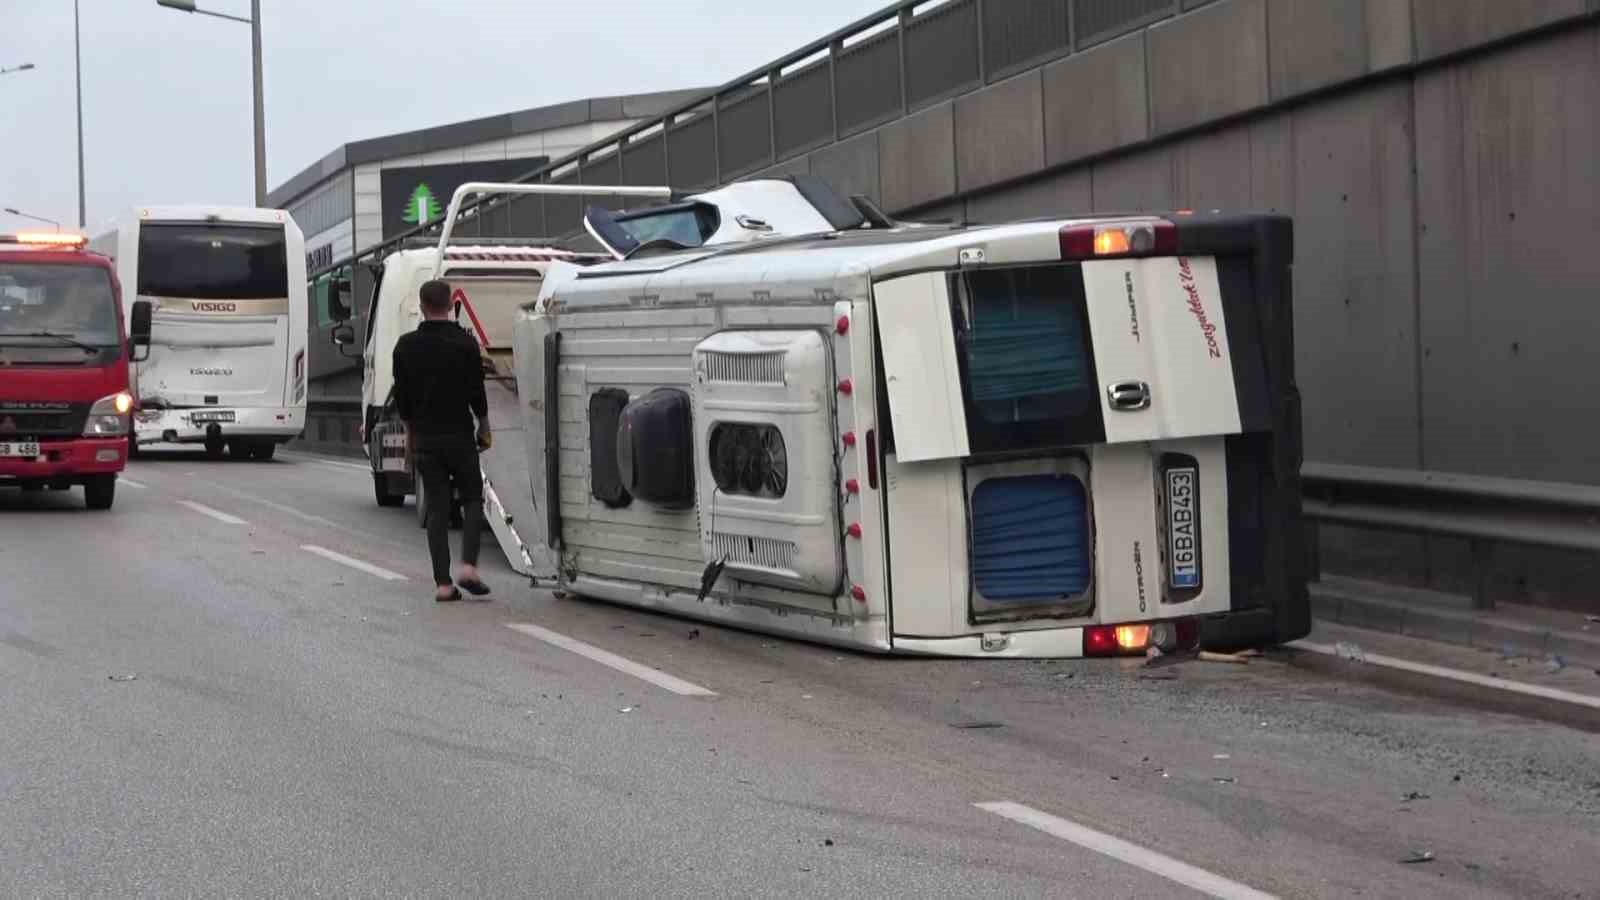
458, 577, 491, 597
435, 587, 462, 603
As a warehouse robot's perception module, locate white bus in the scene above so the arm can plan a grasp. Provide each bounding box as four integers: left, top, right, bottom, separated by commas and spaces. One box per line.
92, 206, 307, 459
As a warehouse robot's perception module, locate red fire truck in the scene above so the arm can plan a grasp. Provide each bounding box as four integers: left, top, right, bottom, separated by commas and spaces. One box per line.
0, 232, 151, 510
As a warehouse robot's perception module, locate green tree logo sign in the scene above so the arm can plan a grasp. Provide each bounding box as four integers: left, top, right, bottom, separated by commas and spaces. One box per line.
402, 183, 442, 225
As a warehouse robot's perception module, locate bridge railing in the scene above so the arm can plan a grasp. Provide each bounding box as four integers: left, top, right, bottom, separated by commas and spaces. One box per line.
309, 0, 1232, 282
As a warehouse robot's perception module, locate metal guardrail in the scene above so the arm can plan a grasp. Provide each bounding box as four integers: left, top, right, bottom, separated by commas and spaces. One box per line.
1301, 462, 1600, 609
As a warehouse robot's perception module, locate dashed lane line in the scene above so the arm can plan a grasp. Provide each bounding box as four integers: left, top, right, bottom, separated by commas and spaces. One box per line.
504, 622, 717, 697
118, 477, 148, 489
177, 500, 247, 525
300, 545, 408, 582
975, 802, 1277, 900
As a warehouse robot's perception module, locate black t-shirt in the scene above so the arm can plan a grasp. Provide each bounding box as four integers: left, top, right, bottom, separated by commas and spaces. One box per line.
392, 320, 487, 439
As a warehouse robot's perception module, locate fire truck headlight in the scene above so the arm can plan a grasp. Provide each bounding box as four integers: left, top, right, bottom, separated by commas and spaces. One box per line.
84, 392, 134, 436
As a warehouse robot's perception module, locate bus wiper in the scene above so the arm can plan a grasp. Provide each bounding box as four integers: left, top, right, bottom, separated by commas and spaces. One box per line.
0, 331, 100, 352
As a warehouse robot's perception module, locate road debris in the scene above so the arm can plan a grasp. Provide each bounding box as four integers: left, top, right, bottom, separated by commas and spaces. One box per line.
107, 673, 138, 682
1334, 642, 1367, 663
1400, 850, 1435, 865
823, 839, 834, 847
1054, 672, 1075, 680
1543, 655, 1566, 674
1213, 776, 1236, 785
951, 721, 1004, 730
1139, 670, 1179, 681
1213, 753, 1231, 760
1199, 651, 1251, 665
618, 706, 637, 714
687, 629, 700, 640
1585, 615, 1600, 623
1402, 791, 1430, 802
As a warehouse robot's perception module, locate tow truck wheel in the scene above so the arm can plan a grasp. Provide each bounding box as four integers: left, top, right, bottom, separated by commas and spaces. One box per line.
373, 472, 403, 508
84, 475, 116, 510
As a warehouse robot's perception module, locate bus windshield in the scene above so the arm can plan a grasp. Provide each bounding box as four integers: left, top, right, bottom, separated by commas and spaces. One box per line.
137, 222, 288, 300
0, 262, 120, 346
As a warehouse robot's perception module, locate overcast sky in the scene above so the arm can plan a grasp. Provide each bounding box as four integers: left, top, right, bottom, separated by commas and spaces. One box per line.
3, 0, 886, 234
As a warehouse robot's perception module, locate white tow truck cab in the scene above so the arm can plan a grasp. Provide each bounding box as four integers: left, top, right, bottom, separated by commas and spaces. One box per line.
513, 197, 1308, 658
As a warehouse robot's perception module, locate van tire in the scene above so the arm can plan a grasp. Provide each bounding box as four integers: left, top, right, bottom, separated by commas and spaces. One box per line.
84, 475, 116, 510
374, 472, 403, 508
251, 441, 276, 461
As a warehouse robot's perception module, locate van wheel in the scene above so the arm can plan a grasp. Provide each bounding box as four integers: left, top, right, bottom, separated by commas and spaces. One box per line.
251, 441, 276, 461
374, 472, 403, 508
84, 475, 116, 510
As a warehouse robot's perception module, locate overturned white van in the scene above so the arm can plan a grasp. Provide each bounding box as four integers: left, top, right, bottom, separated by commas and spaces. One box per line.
511, 194, 1308, 658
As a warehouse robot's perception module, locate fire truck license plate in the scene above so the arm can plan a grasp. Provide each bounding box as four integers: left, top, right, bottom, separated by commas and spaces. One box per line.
0, 441, 41, 458
1166, 467, 1201, 590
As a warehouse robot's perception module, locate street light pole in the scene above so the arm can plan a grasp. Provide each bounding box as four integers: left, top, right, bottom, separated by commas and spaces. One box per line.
4, 208, 63, 231
250, 0, 265, 207
75, 0, 86, 228
156, 0, 266, 207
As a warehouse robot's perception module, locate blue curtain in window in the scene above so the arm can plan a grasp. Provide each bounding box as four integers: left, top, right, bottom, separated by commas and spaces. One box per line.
971, 474, 1091, 602
960, 291, 1088, 406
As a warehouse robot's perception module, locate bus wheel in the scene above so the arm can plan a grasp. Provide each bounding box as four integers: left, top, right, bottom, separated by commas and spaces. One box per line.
84, 475, 116, 510
251, 440, 276, 461
205, 437, 226, 460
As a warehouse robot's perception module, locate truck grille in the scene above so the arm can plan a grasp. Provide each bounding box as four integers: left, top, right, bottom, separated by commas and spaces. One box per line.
704, 351, 785, 385
0, 405, 89, 438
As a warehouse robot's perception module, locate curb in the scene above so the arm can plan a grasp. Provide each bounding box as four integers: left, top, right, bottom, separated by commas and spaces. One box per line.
1310, 580, 1600, 669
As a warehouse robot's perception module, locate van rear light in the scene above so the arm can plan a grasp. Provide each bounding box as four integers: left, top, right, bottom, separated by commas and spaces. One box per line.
1084, 626, 1118, 657
1059, 220, 1175, 261
1084, 620, 1198, 657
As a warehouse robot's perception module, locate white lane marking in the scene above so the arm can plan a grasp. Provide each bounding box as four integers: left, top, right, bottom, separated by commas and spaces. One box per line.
279, 451, 370, 473
504, 622, 716, 697
976, 802, 1276, 900
301, 544, 408, 582
119, 478, 148, 489
178, 500, 246, 525
1291, 640, 1600, 711
205, 482, 407, 551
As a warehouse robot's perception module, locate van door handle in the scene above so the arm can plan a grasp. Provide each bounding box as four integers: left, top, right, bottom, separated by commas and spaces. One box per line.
1107, 380, 1151, 411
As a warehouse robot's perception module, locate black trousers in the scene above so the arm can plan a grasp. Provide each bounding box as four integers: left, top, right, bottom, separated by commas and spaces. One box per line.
414, 435, 484, 587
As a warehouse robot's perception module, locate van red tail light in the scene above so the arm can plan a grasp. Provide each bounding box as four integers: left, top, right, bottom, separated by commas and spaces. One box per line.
1084, 626, 1118, 657
1059, 219, 1176, 261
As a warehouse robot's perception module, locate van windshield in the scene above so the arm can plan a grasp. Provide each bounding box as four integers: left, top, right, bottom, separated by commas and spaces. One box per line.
0, 262, 120, 347
137, 223, 288, 300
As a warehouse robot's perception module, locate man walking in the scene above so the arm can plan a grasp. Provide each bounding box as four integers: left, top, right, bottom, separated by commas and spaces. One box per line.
392, 279, 492, 602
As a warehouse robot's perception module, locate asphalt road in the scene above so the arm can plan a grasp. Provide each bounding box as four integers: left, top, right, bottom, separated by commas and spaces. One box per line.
1, 450, 1597, 898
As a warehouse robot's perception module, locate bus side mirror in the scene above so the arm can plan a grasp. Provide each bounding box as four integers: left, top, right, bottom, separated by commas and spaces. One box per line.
129, 300, 152, 361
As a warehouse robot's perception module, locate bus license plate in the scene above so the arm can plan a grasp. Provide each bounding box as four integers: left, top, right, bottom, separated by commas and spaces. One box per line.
1166, 467, 1201, 590
190, 411, 236, 423
0, 441, 41, 458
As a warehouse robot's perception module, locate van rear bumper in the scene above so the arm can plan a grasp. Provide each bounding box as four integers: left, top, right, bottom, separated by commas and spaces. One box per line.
133, 406, 304, 444
0, 437, 126, 480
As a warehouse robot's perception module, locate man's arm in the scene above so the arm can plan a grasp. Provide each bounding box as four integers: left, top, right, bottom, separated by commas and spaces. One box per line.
469, 340, 490, 449
391, 338, 413, 424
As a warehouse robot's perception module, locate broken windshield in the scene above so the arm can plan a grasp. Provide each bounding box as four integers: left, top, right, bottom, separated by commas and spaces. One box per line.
0, 262, 120, 347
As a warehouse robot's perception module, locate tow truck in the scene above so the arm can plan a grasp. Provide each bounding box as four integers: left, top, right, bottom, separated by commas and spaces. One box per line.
0, 232, 151, 510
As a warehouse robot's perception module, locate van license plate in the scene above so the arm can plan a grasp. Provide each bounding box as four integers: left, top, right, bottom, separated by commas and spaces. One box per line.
1165, 467, 1201, 590
190, 411, 235, 423
0, 441, 41, 458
